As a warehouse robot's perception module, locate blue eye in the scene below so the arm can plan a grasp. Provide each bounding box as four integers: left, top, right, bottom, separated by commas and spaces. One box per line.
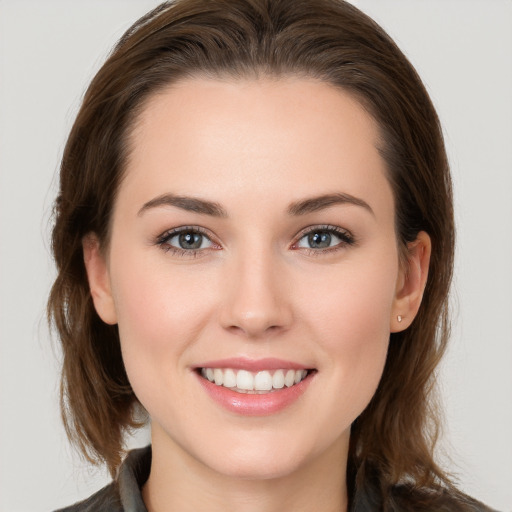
295, 226, 354, 251
173, 231, 211, 250
158, 228, 214, 254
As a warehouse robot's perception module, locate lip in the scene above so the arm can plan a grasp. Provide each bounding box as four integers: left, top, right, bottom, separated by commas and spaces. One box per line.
195, 357, 310, 372
194, 358, 315, 416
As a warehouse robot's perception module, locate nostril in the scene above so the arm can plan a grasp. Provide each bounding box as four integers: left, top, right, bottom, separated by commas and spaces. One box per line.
224, 322, 286, 338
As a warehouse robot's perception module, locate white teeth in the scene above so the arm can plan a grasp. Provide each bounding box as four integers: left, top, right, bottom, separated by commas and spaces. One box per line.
254, 371, 273, 391
213, 368, 223, 386
285, 369, 295, 387
295, 370, 305, 384
237, 370, 254, 390
272, 370, 285, 389
200, 367, 309, 393
223, 368, 237, 388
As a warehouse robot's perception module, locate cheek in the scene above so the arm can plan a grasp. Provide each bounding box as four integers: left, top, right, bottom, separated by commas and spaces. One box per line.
301, 251, 397, 340
108, 250, 216, 392
112, 250, 210, 335
299, 253, 398, 413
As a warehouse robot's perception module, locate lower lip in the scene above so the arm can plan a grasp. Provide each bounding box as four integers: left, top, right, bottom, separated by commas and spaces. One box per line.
196, 372, 314, 416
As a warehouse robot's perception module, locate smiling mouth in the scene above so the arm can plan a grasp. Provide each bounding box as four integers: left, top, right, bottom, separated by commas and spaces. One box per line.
199, 368, 313, 394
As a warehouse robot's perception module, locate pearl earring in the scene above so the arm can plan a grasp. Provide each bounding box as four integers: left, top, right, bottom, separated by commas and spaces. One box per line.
397, 315, 403, 323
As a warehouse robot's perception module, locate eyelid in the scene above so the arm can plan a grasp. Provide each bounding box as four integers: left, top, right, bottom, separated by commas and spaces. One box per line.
154, 224, 355, 257
156, 225, 221, 256
290, 224, 356, 252
156, 225, 213, 244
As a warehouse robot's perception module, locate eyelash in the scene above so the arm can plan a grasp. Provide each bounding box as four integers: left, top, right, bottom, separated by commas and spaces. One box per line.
155, 224, 356, 258
156, 226, 218, 258
291, 225, 356, 256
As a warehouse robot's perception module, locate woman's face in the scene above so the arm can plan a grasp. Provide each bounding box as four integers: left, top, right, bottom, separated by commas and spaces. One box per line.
90, 78, 409, 479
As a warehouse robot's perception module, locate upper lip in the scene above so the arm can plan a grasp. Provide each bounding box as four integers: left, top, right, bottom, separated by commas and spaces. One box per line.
194, 357, 311, 372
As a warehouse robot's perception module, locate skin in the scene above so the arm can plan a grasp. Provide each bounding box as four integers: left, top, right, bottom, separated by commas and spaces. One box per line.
83, 78, 431, 512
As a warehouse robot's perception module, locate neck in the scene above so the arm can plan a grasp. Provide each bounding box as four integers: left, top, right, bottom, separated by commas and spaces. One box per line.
142, 427, 349, 512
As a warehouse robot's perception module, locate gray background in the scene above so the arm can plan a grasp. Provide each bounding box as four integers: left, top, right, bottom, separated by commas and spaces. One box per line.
0, 1, 510, 510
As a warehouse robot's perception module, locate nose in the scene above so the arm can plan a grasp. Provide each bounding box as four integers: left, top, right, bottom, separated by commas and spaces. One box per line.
219, 249, 293, 338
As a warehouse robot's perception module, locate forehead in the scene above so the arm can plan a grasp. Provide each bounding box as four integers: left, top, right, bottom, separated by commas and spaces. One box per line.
121, 77, 391, 217
129, 76, 381, 160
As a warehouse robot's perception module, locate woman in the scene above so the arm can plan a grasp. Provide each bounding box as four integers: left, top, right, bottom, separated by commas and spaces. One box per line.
48, 0, 496, 510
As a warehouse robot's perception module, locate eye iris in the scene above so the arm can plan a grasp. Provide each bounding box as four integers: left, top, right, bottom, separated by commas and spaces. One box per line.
178, 232, 202, 249
308, 231, 331, 248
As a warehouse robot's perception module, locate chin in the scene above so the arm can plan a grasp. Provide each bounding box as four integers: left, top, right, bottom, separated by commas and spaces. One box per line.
206, 449, 309, 481
190, 426, 346, 482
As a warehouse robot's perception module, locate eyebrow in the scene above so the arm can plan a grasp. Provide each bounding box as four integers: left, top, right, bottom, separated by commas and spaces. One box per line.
138, 191, 374, 218
287, 193, 374, 217
138, 194, 228, 217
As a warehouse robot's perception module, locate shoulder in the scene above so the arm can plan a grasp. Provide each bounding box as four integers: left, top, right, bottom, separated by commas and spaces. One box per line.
353, 481, 499, 512
53, 446, 151, 512
53, 482, 122, 512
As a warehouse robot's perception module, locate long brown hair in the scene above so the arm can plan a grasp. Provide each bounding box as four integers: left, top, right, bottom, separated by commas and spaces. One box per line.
49, 0, 459, 507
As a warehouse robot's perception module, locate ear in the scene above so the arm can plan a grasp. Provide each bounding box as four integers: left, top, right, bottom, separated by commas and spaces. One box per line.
82, 234, 117, 325
390, 231, 431, 332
